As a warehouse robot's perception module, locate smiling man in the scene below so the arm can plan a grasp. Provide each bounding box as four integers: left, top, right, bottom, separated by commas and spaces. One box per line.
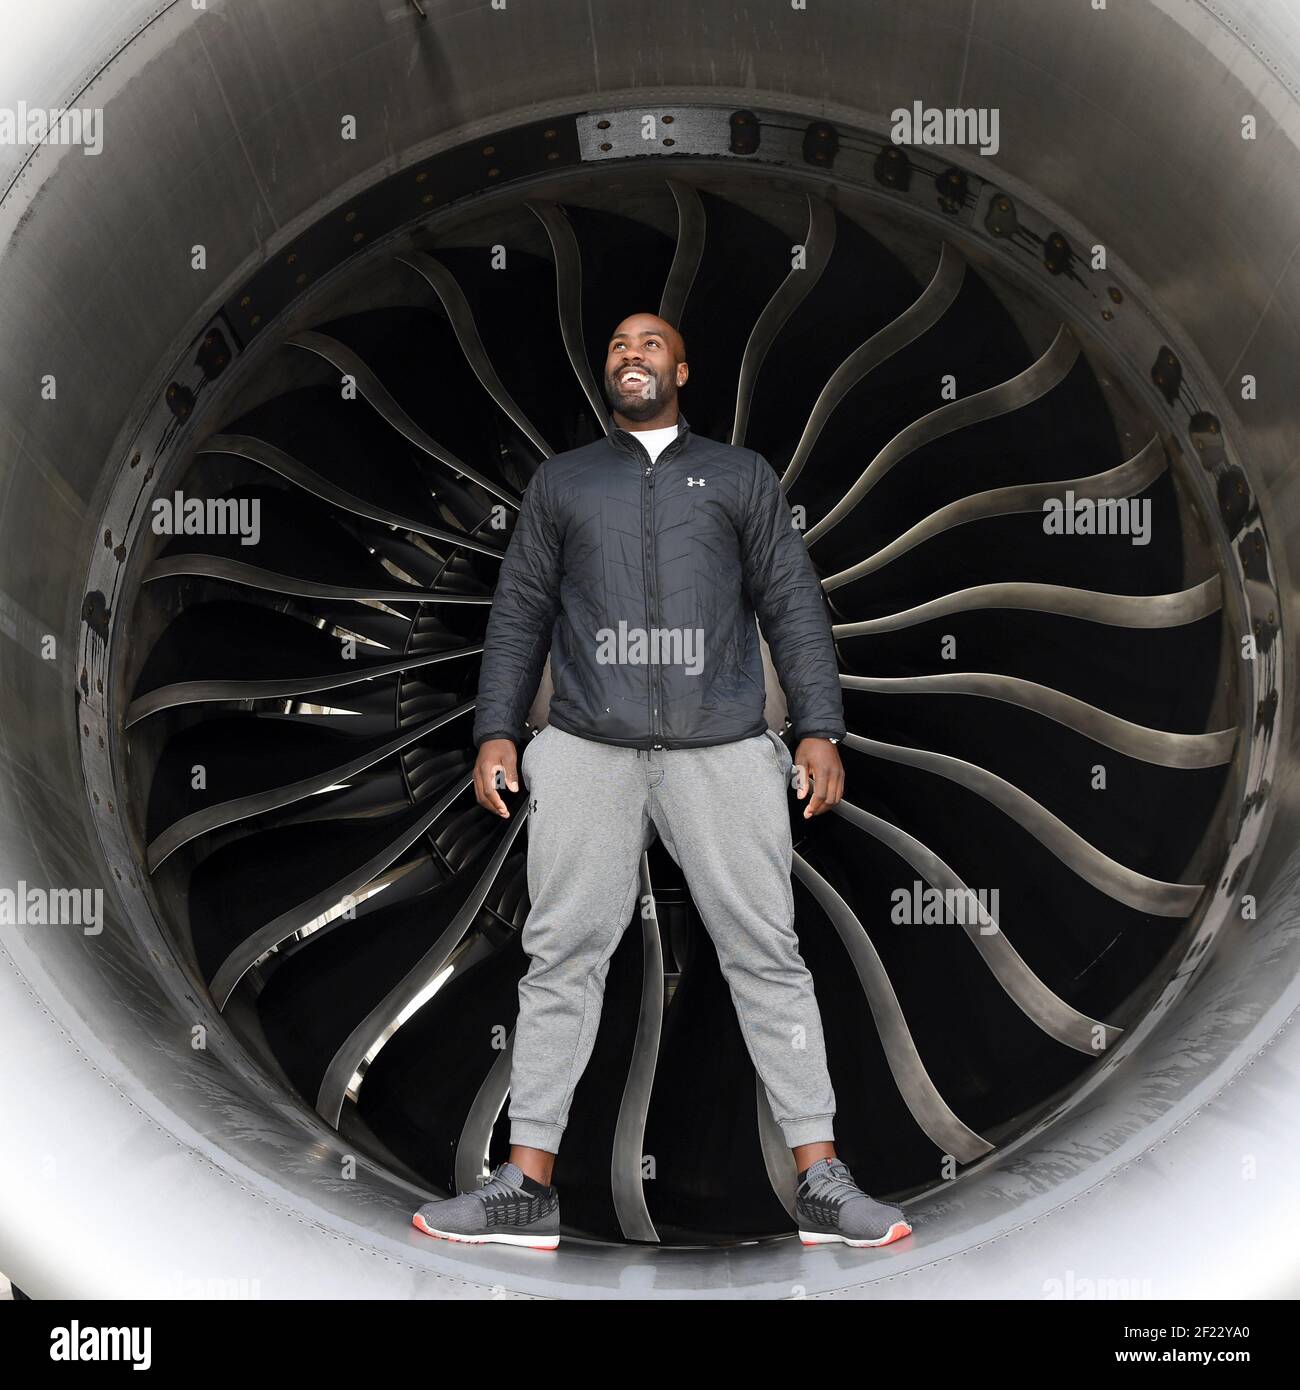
412, 312, 910, 1251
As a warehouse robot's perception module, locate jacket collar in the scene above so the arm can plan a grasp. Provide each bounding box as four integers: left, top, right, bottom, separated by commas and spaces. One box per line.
607, 410, 692, 456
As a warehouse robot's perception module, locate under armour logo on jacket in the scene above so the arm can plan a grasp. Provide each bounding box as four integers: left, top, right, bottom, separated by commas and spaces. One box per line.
687, 476, 706, 487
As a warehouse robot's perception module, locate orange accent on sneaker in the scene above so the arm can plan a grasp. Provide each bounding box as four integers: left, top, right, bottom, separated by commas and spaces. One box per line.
411, 1211, 557, 1250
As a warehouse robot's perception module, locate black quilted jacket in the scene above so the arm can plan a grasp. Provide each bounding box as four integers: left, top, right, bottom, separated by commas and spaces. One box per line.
471, 412, 846, 751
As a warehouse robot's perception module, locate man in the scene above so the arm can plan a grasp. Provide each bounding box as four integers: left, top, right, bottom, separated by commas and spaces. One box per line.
412, 314, 910, 1251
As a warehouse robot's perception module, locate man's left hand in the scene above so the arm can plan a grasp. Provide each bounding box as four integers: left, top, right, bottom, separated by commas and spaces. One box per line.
792, 738, 844, 818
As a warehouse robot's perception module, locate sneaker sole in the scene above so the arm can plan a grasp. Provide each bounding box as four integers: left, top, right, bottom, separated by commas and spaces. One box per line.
798, 1221, 911, 1248
411, 1212, 559, 1249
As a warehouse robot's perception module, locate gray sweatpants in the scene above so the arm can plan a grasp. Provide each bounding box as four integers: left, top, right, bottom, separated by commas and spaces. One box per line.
508, 722, 837, 1152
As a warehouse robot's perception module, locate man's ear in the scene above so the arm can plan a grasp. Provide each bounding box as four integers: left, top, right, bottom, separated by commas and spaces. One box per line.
677, 363, 689, 387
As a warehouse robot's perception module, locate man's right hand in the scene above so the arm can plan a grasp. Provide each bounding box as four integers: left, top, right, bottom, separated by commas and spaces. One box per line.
474, 738, 519, 818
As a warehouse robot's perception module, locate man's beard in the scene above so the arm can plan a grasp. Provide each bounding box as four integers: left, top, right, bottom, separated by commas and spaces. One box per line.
604, 367, 667, 421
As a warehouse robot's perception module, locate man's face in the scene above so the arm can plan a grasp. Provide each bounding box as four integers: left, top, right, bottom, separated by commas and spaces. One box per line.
603, 319, 685, 422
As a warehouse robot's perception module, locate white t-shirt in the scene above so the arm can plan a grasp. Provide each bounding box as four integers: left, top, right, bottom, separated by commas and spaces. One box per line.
631, 423, 680, 464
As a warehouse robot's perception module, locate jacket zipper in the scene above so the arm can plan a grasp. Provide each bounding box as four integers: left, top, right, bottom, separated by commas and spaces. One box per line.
648, 457, 664, 747
637, 443, 662, 748
625, 426, 685, 750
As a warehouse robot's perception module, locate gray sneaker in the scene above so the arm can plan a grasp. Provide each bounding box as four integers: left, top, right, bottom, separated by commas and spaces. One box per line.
795, 1157, 911, 1248
412, 1161, 560, 1249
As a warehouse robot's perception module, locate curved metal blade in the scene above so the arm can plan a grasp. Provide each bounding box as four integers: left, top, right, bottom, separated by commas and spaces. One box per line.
127, 643, 483, 726
840, 733, 1204, 916
314, 807, 528, 1125
397, 251, 554, 459
756, 1083, 798, 1222
804, 323, 1081, 543
210, 772, 477, 1008
732, 193, 836, 446
143, 552, 491, 607
287, 330, 521, 508
146, 702, 476, 871
841, 672, 1237, 768
660, 179, 706, 329
610, 852, 663, 1243
455, 1038, 515, 1197
823, 435, 1168, 588
792, 853, 993, 1162
833, 800, 1123, 1053
197, 433, 506, 557
782, 241, 967, 488
526, 199, 608, 424
831, 576, 1222, 636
